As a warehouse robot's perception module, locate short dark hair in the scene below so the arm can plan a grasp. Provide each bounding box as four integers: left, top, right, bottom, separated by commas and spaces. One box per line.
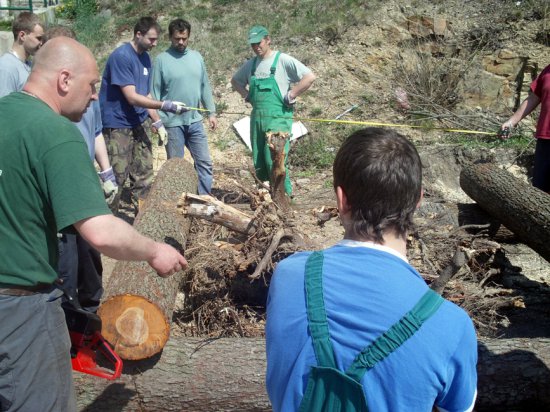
168, 18, 191, 37
45, 25, 76, 41
12, 12, 42, 39
333, 128, 422, 242
133, 17, 161, 37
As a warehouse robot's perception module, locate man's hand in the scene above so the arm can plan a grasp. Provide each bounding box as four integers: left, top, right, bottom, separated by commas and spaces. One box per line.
499, 120, 514, 140
98, 167, 118, 205
152, 119, 168, 145
160, 100, 189, 114
102, 181, 118, 205
209, 115, 218, 131
283, 90, 296, 108
148, 242, 188, 278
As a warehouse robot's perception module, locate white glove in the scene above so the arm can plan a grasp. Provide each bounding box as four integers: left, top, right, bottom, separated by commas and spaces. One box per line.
160, 100, 189, 114
283, 91, 296, 107
153, 120, 168, 145
102, 180, 118, 206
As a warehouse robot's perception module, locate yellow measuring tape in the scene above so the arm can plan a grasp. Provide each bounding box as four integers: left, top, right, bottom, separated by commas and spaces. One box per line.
185, 106, 497, 136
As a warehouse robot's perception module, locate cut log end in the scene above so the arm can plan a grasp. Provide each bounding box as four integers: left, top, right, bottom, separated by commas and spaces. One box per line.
98, 294, 170, 360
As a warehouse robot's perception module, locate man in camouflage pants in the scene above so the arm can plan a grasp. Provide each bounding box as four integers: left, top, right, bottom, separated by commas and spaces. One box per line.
99, 17, 187, 212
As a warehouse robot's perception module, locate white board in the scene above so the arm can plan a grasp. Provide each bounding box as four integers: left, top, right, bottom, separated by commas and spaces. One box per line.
232, 116, 308, 151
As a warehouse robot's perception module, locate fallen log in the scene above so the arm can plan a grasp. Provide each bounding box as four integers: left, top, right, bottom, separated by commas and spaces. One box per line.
177, 192, 257, 234
74, 336, 550, 411
97, 159, 197, 360
460, 162, 550, 263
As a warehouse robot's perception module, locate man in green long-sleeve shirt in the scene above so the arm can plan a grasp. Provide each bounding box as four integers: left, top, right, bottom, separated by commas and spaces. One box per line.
151, 18, 217, 195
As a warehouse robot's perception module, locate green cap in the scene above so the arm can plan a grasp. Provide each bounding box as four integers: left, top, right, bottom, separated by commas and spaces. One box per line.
248, 25, 268, 44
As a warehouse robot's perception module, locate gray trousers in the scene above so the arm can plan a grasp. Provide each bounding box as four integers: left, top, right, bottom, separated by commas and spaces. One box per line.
0, 290, 76, 412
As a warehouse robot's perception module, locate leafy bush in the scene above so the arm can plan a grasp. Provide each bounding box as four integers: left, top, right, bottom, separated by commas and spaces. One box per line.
56, 0, 98, 20
289, 135, 336, 170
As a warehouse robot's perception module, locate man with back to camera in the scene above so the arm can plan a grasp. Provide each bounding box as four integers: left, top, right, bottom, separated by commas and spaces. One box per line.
231, 25, 316, 196
0, 37, 187, 412
99, 16, 188, 213
266, 128, 478, 411
151, 18, 218, 195
0, 11, 44, 97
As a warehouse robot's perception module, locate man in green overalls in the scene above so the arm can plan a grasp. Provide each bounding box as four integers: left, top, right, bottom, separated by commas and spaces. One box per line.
232, 25, 316, 196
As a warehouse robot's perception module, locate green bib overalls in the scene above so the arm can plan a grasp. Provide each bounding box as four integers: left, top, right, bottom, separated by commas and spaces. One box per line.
249, 52, 293, 195
299, 251, 444, 411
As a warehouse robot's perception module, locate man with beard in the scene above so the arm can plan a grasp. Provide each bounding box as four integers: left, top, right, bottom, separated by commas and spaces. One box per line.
99, 16, 187, 212
151, 18, 218, 195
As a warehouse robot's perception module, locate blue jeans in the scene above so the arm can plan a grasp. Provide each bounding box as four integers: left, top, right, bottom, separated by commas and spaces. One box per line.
166, 121, 213, 195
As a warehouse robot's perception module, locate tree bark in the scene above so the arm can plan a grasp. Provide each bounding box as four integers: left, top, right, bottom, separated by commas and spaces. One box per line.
267, 131, 290, 211
97, 159, 197, 360
177, 192, 257, 234
430, 247, 467, 293
460, 162, 550, 263
74, 336, 550, 411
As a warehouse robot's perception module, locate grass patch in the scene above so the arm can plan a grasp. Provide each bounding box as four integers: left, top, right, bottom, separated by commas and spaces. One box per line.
290, 134, 337, 171
89, 0, 383, 88
74, 14, 110, 53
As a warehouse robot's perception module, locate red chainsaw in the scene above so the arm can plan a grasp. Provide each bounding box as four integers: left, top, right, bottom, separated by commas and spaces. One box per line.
62, 300, 123, 380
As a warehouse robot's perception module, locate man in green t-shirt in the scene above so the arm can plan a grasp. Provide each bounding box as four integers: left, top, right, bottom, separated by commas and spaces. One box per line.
0, 37, 187, 412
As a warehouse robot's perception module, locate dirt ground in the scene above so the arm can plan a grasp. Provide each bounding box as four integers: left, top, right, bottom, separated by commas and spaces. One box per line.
101, 123, 550, 342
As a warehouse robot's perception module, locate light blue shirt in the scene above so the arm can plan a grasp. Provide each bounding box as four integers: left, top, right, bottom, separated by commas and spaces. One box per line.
0, 52, 31, 98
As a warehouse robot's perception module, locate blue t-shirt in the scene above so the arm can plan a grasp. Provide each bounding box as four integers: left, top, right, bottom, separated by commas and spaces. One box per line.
75, 100, 102, 160
99, 42, 151, 128
266, 241, 477, 412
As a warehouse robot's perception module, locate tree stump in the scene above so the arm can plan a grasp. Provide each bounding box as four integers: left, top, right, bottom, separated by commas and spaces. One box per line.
267, 131, 290, 211
460, 162, 550, 263
74, 336, 550, 411
97, 159, 197, 360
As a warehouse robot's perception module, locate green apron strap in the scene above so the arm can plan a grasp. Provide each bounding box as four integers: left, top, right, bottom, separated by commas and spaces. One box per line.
346, 289, 444, 382
305, 251, 337, 369
270, 51, 281, 75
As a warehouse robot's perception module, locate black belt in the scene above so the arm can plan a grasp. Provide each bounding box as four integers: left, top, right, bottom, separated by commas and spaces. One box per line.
0, 284, 53, 296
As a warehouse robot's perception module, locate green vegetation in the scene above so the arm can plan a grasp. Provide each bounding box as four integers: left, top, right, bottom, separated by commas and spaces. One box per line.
60, 0, 542, 170
55, 0, 98, 20
289, 133, 337, 171
69, 0, 381, 76
0, 20, 11, 31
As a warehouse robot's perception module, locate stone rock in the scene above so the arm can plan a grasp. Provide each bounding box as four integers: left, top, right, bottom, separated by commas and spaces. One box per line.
462, 69, 514, 111
407, 15, 434, 38
406, 15, 449, 38
433, 17, 450, 37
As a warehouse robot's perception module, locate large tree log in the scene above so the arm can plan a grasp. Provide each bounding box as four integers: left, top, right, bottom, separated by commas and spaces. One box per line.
74, 336, 550, 411
460, 162, 550, 263
97, 159, 197, 360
